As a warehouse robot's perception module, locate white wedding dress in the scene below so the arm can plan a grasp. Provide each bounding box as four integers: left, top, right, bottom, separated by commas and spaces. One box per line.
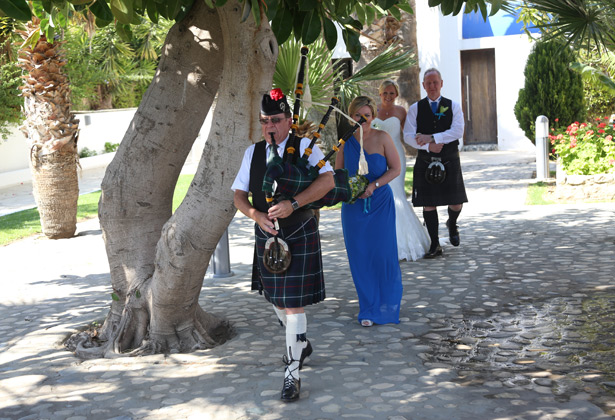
372, 117, 430, 261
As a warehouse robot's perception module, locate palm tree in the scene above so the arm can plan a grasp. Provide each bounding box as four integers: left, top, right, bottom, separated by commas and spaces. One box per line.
17, 17, 80, 239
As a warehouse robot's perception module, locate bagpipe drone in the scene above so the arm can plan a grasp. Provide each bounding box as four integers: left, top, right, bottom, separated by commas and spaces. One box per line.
262, 47, 370, 211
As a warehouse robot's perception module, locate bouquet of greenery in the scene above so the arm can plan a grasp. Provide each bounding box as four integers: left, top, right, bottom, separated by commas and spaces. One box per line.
550, 117, 615, 175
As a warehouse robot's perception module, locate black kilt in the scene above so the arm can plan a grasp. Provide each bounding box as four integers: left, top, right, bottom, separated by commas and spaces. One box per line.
251, 216, 325, 308
412, 148, 468, 207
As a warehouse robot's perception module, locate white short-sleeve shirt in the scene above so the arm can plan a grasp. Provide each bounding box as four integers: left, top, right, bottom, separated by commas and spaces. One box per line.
231, 136, 333, 192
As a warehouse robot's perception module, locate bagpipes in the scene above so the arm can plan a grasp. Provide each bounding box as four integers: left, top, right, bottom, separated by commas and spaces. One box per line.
260, 46, 370, 274
261, 47, 370, 211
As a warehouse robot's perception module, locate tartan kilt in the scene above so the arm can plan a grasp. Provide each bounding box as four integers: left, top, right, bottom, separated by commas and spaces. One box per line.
412, 149, 468, 207
251, 216, 325, 308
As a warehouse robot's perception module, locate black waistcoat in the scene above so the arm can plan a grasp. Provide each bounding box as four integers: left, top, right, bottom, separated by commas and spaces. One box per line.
248, 138, 299, 213
416, 97, 459, 155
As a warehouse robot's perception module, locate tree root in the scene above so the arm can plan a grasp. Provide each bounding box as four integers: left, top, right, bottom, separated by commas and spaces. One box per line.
66, 307, 234, 359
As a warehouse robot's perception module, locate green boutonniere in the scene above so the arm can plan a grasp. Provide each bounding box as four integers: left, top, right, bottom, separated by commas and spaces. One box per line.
435, 106, 449, 120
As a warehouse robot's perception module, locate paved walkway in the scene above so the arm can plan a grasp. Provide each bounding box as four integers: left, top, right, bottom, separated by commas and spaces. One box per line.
1, 150, 615, 419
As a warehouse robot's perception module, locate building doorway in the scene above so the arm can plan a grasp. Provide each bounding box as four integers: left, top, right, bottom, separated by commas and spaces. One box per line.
460, 49, 498, 146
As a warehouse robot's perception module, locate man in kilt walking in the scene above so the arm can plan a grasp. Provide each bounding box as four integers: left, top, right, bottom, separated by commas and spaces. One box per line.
403, 68, 468, 258
232, 89, 334, 401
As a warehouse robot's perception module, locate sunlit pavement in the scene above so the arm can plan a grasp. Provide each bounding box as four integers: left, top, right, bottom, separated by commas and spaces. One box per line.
1, 150, 614, 419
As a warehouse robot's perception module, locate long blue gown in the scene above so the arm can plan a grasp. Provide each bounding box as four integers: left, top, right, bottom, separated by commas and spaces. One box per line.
341, 135, 403, 325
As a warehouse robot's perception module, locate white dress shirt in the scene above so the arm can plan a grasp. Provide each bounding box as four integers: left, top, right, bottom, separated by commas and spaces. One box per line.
231, 136, 333, 192
402, 96, 465, 151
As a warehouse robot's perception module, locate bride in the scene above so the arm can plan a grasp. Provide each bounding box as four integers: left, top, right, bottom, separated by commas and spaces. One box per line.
373, 80, 430, 261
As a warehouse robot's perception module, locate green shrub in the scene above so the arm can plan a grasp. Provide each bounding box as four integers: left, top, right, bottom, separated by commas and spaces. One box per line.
0, 61, 23, 139
79, 147, 98, 158
104, 142, 120, 153
514, 40, 585, 143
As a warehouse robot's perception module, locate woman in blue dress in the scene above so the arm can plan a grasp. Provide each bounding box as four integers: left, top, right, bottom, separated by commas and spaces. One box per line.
335, 96, 403, 327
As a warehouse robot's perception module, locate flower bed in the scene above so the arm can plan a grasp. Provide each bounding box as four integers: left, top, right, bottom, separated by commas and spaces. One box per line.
550, 117, 615, 201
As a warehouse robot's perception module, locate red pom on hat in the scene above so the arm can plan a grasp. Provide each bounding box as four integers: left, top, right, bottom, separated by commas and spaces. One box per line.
270, 88, 284, 101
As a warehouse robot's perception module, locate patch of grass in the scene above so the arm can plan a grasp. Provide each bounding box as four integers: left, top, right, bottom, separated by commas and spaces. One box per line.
525, 182, 556, 205
0, 174, 195, 246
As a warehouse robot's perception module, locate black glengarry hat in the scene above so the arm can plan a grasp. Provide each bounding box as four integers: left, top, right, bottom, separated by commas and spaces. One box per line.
261, 88, 289, 116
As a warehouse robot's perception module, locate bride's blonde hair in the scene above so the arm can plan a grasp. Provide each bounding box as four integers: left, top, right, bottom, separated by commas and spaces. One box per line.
378, 79, 400, 96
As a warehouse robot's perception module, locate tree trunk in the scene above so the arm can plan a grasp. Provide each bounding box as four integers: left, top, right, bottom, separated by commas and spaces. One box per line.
29, 144, 79, 239
17, 19, 80, 239
69, 1, 278, 358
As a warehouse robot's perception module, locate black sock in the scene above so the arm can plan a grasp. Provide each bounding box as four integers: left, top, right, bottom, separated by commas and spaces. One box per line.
423, 209, 439, 250
448, 207, 461, 227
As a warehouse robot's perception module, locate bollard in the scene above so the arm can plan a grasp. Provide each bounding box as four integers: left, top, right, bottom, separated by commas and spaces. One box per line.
535, 115, 550, 180
210, 228, 234, 278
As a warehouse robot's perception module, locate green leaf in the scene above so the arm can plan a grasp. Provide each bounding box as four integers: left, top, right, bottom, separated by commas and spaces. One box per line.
336, 0, 351, 15
145, 0, 158, 22
111, 292, 120, 301
51, 6, 68, 28
342, 28, 361, 62
42, 0, 53, 14
68, 0, 95, 5
292, 10, 307, 42
271, 5, 293, 45
365, 5, 376, 26
115, 22, 132, 41
20, 27, 40, 50
0, 0, 32, 21
110, 0, 134, 24
298, 0, 317, 12
263, 0, 278, 20
396, 2, 414, 14
477, 1, 487, 20
90, 0, 113, 25
375, 0, 396, 9
40, 18, 55, 40
250, 0, 261, 26
135, 290, 141, 298
301, 10, 321, 45
389, 6, 401, 21
31, 1, 47, 19
453, 0, 465, 16
322, 17, 337, 51
354, 2, 366, 26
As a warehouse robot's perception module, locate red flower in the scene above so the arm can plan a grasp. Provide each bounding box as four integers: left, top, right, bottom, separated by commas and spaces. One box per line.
555, 118, 559, 122
598, 122, 607, 128
599, 129, 605, 134
551, 148, 556, 154
269, 88, 285, 101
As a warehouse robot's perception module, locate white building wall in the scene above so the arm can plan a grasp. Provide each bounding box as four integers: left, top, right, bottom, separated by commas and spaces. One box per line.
0, 108, 213, 188
414, 0, 535, 151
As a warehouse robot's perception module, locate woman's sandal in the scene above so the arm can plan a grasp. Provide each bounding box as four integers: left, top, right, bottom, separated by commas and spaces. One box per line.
361, 319, 374, 327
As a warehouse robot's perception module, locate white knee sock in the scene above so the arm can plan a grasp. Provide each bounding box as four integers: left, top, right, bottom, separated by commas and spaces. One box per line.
273, 305, 287, 327
285, 313, 307, 379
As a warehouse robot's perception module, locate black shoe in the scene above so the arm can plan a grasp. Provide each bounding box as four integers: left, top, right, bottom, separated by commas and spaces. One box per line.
424, 245, 443, 259
446, 219, 460, 246
281, 376, 301, 402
